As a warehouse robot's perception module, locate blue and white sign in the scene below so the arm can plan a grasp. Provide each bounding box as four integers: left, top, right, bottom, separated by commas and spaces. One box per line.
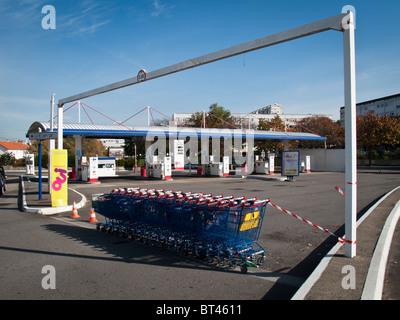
281, 151, 300, 177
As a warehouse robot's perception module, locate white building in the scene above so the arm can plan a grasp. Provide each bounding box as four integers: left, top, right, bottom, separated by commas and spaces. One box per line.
173, 104, 333, 129
0, 141, 30, 159
99, 139, 125, 159
251, 103, 283, 115
340, 93, 400, 124
100, 139, 125, 149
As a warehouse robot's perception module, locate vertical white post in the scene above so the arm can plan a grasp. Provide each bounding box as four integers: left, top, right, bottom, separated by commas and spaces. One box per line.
147, 106, 150, 127
134, 143, 137, 173
78, 101, 81, 123
57, 104, 64, 149
49, 93, 55, 194
343, 11, 357, 258
50, 94, 55, 132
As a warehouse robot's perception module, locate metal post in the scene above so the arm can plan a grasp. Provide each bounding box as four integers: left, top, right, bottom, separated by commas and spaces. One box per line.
78, 101, 81, 123
134, 143, 137, 174
50, 94, 55, 131
343, 11, 357, 257
57, 104, 64, 149
49, 93, 55, 194
74, 135, 83, 180
38, 141, 42, 200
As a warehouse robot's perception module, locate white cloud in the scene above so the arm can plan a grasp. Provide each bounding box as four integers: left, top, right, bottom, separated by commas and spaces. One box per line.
151, 0, 173, 18
68, 19, 111, 36
55, 1, 113, 36
0, 0, 42, 31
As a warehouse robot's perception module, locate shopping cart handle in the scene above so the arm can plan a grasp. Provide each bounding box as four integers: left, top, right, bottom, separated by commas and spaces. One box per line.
254, 199, 270, 204
245, 197, 258, 202
221, 195, 234, 200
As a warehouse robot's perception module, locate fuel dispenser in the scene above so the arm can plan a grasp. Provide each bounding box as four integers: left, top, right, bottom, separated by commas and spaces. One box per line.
146, 156, 172, 180
88, 157, 98, 183
25, 154, 35, 175
78, 156, 89, 181
202, 156, 229, 177
255, 160, 269, 174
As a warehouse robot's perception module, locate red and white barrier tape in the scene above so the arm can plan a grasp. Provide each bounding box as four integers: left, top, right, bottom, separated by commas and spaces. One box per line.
335, 185, 346, 197
268, 201, 355, 245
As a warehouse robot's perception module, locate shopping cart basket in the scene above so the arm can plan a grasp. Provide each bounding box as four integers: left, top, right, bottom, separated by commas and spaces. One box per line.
92, 188, 269, 273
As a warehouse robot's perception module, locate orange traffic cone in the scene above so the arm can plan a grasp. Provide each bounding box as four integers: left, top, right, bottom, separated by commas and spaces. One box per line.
88, 207, 98, 223
71, 201, 80, 219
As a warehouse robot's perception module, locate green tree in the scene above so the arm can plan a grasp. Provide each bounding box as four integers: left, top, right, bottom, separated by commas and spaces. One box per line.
28, 138, 106, 158
357, 111, 380, 152
28, 140, 49, 154
296, 116, 344, 148
0, 152, 15, 166
185, 103, 235, 161
255, 115, 286, 154
124, 137, 145, 158
188, 103, 235, 128
83, 139, 107, 157
357, 112, 400, 164
375, 115, 400, 147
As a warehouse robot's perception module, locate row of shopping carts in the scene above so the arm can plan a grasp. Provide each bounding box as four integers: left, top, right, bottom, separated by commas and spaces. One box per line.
92, 187, 269, 273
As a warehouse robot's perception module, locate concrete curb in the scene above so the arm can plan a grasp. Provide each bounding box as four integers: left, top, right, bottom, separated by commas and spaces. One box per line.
291, 185, 400, 300
20, 175, 87, 216
361, 199, 400, 300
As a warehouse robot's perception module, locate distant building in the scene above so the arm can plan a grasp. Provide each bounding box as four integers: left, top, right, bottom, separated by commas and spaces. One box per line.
173, 104, 333, 129
99, 139, 125, 159
100, 139, 125, 149
340, 93, 400, 124
251, 103, 283, 115
0, 141, 30, 159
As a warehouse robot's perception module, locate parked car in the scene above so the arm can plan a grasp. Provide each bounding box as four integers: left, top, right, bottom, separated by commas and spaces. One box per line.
0, 166, 6, 196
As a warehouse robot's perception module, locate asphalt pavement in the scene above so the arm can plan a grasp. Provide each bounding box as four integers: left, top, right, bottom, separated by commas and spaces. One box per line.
17, 169, 400, 300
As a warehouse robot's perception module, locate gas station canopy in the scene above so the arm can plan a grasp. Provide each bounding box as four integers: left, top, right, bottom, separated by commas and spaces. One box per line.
27, 121, 326, 141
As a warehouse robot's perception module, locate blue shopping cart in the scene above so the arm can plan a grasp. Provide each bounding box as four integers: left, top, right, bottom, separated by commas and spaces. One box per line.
92, 188, 268, 273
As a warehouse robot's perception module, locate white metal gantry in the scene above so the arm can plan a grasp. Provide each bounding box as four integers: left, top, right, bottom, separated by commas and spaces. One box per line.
54, 10, 357, 257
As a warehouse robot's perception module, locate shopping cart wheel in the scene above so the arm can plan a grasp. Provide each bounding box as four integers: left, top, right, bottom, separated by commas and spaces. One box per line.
240, 264, 248, 274
257, 256, 265, 266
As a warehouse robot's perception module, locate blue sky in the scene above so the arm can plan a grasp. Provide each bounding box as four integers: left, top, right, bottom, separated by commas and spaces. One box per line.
1, 0, 399, 140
